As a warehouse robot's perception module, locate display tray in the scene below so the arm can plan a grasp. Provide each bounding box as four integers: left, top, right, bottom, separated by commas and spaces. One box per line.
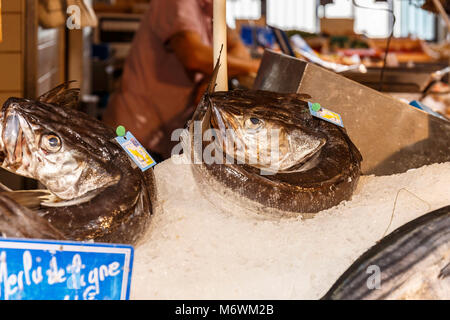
130, 155, 450, 299
342, 62, 449, 93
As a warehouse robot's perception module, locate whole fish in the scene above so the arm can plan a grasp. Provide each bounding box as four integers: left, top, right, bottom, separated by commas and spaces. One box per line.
186, 64, 362, 215
323, 205, 450, 300
0, 84, 156, 244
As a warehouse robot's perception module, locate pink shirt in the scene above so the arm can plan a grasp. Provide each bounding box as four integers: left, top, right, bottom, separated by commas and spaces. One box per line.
103, 0, 213, 156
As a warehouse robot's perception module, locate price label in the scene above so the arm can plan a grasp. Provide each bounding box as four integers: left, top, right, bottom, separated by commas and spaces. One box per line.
308, 102, 344, 127
115, 131, 156, 171
0, 238, 133, 300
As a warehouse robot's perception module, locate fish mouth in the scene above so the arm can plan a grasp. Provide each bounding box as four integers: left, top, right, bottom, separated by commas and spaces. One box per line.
0, 101, 35, 175
209, 105, 326, 173
280, 133, 326, 172
1, 112, 24, 166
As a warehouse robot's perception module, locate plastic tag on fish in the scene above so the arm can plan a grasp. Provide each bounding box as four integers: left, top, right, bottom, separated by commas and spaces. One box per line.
409, 100, 448, 121
115, 132, 156, 171
308, 102, 344, 128
0, 238, 133, 300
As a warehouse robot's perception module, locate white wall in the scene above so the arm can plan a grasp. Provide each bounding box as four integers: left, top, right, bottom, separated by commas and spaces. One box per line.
267, 0, 317, 32
227, 0, 435, 40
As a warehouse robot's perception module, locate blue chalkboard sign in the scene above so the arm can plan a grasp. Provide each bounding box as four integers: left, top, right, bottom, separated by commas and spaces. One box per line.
0, 238, 134, 300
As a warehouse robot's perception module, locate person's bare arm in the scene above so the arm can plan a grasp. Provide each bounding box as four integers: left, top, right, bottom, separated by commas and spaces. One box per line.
227, 27, 252, 60
168, 31, 259, 77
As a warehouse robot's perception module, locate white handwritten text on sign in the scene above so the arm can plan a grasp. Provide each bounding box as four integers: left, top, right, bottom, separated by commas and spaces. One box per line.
0, 239, 133, 300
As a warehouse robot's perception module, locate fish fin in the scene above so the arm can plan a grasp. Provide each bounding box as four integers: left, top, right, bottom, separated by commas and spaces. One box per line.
438, 263, 450, 279
278, 92, 312, 102
294, 93, 312, 100
191, 46, 222, 122
0, 194, 65, 240
40, 192, 96, 208
0, 190, 54, 210
207, 45, 223, 94
38, 81, 81, 109
0, 181, 13, 192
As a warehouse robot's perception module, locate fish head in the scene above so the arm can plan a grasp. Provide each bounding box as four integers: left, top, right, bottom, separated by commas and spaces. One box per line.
209, 91, 327, 173
0, 97, 120, 200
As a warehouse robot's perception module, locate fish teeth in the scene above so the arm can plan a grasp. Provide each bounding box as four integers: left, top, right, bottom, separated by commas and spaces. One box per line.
39, 192, 61, 204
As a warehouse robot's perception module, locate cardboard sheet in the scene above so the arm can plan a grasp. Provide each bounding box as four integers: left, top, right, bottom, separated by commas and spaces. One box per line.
0, 0, 3, 43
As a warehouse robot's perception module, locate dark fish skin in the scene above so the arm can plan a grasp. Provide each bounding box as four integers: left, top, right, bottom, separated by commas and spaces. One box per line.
41, 164, 155, 244
0, 89, 156, 245
322, 205, 450, 300
190, 89, 362, 214
0, 193, 65, 240
37, 81, 80, 109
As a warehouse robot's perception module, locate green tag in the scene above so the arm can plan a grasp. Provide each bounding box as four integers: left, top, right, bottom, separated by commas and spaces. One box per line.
116, 125, 126, 137
311, 103, 321, 112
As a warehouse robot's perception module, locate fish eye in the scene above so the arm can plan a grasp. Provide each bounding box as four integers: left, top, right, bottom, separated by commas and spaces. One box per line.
244, 117, 263, 130
40, 133, 62, 152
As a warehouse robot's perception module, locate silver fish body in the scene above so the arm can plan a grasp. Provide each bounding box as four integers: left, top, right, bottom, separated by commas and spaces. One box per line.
323, 205, 450, 300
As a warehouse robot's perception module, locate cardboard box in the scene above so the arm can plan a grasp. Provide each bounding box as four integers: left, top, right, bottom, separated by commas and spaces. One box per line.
320, 18, 355, 36
0, 0, 3, 43
0, 14, 21, 51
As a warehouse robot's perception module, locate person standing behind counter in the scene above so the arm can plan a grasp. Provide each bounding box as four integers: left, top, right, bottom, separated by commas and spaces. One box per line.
103, 0, 260, 160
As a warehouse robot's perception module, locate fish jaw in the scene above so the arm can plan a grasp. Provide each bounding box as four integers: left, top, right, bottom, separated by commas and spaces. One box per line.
0, 106, 39, 177
280, 129, 327, 172
234, 127, 326, 173
210, 104, 327, 173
